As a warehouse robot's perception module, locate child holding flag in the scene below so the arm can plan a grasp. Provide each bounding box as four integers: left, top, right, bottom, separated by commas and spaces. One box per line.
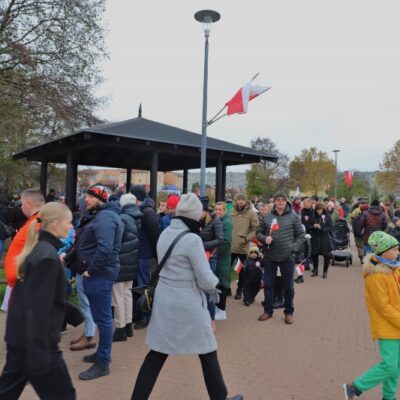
343, 231, 400, 400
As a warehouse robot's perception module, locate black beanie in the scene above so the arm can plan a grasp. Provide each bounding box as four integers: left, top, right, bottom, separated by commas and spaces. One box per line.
130, 185, 147, 201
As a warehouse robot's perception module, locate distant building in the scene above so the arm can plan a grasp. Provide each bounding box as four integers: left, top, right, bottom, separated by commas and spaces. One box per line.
187, 171, 247, 191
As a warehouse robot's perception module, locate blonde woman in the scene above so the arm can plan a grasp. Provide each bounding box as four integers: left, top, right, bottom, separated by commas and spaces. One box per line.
0, 202, 76, 400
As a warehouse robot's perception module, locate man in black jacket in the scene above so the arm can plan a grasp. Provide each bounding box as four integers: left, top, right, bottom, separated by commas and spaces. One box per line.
257, 193, 305, 325
130, 185, 160, 329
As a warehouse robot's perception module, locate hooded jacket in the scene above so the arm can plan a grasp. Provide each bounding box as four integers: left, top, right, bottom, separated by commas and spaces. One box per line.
359, 206, 388, 243
230, 201, 259, 254
362, 254, 400, 340
257, 203, 305, 262
77, 200, 123, 281
138, 197, 160, 259
117, 203, 143, 282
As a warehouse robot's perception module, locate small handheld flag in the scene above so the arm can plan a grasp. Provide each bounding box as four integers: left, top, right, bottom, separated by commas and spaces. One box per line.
295, 263, 305, 276
270, 218, 279, 234
234, 259, 243, 274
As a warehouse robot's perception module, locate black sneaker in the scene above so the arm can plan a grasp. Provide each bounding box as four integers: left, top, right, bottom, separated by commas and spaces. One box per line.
113, 327, 127, 342
134, 319, 149, 330
295, 276, 304, 284
227, 395, 243, 400
234, 288, 243, 300
79, 361, 110, 380
125, 323, 134, 337
83, 352, 97, 363
342, 383, 359, 399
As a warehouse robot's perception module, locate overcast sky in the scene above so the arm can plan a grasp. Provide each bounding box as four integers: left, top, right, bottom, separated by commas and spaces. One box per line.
96, 0, 400, 173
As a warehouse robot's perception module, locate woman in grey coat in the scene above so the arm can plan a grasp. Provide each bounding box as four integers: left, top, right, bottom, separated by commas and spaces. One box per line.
131, 193, 243, 400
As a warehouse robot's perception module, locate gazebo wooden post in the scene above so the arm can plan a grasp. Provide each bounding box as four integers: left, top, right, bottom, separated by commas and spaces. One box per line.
183, 169, 188, 194
40, 159, 48, 197
66, 150, 78, 210
150, 150, 158, 200
216, 158, 224, 202
126, 168, 132, 192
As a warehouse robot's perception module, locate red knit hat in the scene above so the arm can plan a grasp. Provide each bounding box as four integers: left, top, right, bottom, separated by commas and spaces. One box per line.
166, 195, 180, 209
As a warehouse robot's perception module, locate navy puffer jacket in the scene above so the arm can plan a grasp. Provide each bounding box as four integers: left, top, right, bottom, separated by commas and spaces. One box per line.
78, 200, 123, 281
117, 203, 143, 282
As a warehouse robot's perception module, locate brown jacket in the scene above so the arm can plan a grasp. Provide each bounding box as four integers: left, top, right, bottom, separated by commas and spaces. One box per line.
230, 202, 259, 254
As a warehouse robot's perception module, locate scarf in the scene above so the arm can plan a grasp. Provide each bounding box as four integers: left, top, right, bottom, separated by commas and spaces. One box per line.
175, 216, 201, 235
374, 255, 400, 268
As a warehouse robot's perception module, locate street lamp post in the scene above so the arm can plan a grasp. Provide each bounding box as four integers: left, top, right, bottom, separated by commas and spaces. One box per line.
194, 10, 221, 197
333, 149, 340, 200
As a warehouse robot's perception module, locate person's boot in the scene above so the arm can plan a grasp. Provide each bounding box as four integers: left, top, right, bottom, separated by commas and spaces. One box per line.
295, 276, 304, 284
125, 323, 134, 337
70, 336, 96, 351
234, 287, 242, 300
79, 360, 110, 380
323, 271, 328, 279
113, 327, 127, 342
226, 396, 243, 400
359, 256, 364, 264
134, 318, 149, 330
70, 333, 84, 346
311, 268, 318, 277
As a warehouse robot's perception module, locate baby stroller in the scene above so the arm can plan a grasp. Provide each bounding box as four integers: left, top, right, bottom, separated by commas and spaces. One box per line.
329, 219, 352, 267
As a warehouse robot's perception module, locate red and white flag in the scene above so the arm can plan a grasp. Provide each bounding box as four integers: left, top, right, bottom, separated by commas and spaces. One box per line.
225, 82, 270, 115
233, 259, 243, 274
344, 171, 353, 188
270, 218, 279, 233
295, 263, 305, 276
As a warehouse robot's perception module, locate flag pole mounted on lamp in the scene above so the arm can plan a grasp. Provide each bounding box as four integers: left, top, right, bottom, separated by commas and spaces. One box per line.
195, 9, 221, 197
333, 149, 340, 200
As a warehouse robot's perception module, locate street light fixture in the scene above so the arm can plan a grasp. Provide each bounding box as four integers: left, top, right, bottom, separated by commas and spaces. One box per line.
333, 149, 340, 200
194, 10, 221, 196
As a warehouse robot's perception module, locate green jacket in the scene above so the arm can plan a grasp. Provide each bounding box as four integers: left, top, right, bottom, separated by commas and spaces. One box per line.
216, 214, 233, 288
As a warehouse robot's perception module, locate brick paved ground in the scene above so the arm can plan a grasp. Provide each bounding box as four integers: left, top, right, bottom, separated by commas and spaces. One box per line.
0, 248, 384, 399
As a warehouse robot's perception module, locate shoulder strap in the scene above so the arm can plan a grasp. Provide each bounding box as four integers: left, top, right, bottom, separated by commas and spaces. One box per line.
151, 230, 190, 285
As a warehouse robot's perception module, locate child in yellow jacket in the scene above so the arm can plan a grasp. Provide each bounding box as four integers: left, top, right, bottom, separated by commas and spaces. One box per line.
344, 231, 400, 400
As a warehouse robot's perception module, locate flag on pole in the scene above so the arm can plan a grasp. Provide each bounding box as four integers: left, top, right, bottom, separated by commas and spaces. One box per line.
234, 258, 243, 274
344, 171, 353, 188
225, 82, 270, 115
270, 218, 279, 233
295, 263, 305, 276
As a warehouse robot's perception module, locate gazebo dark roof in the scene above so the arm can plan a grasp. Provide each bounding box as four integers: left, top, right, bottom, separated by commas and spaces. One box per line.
13, 117, 277, 170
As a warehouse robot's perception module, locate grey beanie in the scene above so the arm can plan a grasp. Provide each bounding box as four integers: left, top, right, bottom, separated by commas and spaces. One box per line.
176, 193, 203, 221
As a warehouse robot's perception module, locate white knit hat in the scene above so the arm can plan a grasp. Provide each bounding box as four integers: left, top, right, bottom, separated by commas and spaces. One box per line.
176, 193, 203, 221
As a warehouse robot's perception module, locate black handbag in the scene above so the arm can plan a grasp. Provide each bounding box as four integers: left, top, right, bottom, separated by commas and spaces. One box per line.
133, 230, 190, 313
0, 220, 15, 238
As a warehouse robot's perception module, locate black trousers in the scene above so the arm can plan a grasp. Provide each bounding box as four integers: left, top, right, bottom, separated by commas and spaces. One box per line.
217, 286, 228, 311
231, 253, 247, 290
131, 350, 228, 400
312, 254, 330, 273
0, 346, 76, 400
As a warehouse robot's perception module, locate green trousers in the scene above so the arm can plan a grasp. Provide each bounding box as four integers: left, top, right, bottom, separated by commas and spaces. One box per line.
355, 339, 400, 400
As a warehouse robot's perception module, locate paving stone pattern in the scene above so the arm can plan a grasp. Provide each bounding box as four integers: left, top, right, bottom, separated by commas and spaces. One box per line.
0, 248, 384, 399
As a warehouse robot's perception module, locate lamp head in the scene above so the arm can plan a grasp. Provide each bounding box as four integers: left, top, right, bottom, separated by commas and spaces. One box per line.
194, 10, 221, 35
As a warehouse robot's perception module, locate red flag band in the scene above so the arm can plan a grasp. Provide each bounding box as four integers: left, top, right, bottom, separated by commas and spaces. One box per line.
344, 171, 353, 188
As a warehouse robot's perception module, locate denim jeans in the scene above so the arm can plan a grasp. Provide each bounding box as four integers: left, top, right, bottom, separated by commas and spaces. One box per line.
364, 244, 372, 255
0, 239, 4, 260
83, 275, 113, 363
206, 256, 218, 320
263, 260, 295, 316
75, 274, 96, 337
134, 258, 152, 323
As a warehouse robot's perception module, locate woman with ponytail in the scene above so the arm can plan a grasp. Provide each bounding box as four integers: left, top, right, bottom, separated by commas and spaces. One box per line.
0, 202, 77, 400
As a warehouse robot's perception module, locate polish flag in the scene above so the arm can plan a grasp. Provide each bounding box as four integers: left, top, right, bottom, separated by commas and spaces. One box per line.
295, 263, 305, 276
234, 259, 243, 274
225, 82, 270, 115
270, 218, 279, 233
344, 171, 353, 188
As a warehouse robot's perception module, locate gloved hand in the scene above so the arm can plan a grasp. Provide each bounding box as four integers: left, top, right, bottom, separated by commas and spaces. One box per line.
206, 288, 221, 304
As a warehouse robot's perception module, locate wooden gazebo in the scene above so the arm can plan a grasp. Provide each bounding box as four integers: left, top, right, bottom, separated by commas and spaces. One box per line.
13, 116, 277, 209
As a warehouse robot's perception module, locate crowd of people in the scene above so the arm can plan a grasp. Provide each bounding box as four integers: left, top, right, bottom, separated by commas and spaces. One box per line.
0, 186, 400, 399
